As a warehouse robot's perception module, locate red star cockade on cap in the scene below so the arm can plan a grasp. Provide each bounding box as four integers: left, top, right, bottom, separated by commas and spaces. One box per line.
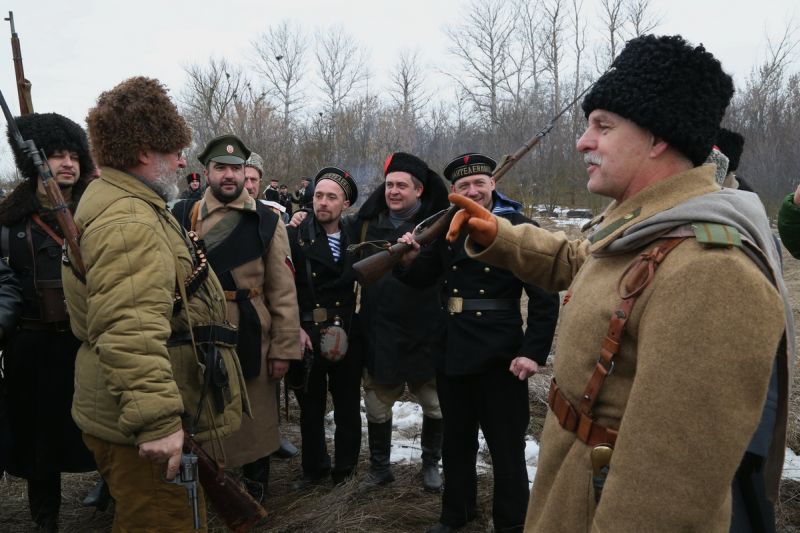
463, 155, 470, 165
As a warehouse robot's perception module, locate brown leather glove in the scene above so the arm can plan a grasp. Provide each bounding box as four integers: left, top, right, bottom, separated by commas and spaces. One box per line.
446, 193, 498, 247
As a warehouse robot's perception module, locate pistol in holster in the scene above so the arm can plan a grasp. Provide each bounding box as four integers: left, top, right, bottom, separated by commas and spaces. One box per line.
204, 345, 231, 414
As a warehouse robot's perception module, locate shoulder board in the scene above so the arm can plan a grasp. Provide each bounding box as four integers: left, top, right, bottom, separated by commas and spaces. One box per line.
691, 223, 742, 248
588, 207, 641, 244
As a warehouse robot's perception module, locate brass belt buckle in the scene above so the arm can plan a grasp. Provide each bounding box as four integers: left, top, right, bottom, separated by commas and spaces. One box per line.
312, 308, 328, 322
446, 297, 463, 314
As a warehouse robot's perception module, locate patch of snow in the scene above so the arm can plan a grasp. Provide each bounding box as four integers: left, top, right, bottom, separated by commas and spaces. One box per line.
552, 217, 590, 227
783, 448, 800, 481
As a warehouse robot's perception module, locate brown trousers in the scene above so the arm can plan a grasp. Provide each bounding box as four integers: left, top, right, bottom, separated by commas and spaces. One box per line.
83, 433, 207, 533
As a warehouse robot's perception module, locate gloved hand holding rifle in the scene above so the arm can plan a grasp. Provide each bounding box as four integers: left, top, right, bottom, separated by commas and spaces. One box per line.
351, 83, 593, 285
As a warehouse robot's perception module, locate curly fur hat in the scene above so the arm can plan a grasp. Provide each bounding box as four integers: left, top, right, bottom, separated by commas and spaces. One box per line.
7, 112, 93, 181
715, 128, 745, 171
86, 76, 191, 170
582, 34, 734, 166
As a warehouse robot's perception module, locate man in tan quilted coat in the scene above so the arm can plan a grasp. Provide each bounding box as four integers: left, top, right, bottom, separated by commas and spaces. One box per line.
64, 77, 249, 532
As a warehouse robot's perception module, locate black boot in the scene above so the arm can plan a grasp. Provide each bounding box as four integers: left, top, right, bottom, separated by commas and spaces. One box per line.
28, 474, 60, 532
242, 456, 270, 503
421, 416, 443, 492
82, 477, 112, 512
358, 420, 394, 491
331, 466, 356, 486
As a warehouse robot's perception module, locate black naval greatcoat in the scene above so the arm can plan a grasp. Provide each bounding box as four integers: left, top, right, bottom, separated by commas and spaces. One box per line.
396, 206, 559, 373
395, 196, 559, 531
357, 212, 446, 384
287, 215, 364, 480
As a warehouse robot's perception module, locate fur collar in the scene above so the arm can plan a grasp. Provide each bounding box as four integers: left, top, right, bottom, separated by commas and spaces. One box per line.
0, 181, 39, 226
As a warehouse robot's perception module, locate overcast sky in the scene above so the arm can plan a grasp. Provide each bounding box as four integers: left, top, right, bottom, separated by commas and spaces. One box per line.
0, 0, 797, 175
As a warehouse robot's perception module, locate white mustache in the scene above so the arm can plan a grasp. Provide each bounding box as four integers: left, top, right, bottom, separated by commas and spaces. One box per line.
584, 153, 602, 166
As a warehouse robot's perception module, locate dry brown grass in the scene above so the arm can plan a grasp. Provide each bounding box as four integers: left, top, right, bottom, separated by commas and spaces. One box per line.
0, 406, 495, 533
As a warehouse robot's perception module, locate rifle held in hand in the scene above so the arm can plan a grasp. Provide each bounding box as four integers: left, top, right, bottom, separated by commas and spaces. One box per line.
187, 436, 267, 533
352, 203, 458, 285
0, 88, 85, 275
350, 83, 595, 286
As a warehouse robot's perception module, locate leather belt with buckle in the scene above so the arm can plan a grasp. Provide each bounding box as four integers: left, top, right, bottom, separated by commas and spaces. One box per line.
301, 306, 353, 323
445, 297, 519, 314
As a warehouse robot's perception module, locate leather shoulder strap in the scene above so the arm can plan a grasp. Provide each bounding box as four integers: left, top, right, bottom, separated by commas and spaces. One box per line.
579, 237, 688, 418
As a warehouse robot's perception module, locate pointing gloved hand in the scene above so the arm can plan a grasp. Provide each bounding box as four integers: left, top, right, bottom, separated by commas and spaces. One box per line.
446, 193, 498, 247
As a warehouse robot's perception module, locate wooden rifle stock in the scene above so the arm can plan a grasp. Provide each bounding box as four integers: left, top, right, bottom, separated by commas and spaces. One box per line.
352, 204, 458, 285
352, 241, 414, 286
187, 437, 267, 533
5, 12, 33, 115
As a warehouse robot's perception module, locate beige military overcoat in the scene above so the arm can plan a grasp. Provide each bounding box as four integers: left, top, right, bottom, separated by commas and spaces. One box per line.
466, 166, 787, 532
192, 188, 300, 467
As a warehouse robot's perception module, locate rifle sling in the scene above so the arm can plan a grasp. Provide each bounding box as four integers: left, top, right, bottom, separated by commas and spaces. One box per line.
31, 213, 63, 246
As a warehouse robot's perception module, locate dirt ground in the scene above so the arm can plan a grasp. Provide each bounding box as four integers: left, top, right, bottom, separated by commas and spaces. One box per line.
3, 220, 800, 532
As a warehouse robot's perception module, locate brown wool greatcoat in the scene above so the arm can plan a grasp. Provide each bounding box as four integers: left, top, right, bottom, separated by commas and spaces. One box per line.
465, 166, 787, 532
191, 189, 300, 467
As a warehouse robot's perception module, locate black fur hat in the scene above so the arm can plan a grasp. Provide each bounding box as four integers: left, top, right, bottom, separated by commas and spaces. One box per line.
383, 152, 431, 185
716, 128, 745, 171
357, 152, 449, 222
7, 112, 93, 181
582, 34, 734, 166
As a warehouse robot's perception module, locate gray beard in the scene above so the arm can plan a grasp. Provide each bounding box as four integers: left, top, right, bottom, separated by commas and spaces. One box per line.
146, 158, 179, 201
149, 177, 179, 202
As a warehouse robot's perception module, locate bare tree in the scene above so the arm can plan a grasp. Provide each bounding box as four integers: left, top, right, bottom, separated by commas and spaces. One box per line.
726, 22, 800, 207
595, 0, 625, 71
388, 49, 428, 119
444, 0, 518, 126
570, 0, 587, 104
503, 0, 544, 109
541, 0, 567, 111
315, 26, 369, 114
251, 20, 308, 128
624, 0, 660, 38
180, 58, 246, 149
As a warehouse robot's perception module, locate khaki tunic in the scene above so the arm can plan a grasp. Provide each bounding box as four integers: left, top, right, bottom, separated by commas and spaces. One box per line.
193, 189, 300, 467
466, 166, 787, 532
65, 169, 248, 446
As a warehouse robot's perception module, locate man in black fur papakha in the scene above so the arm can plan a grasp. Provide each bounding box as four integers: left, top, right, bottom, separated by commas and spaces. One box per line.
1, 112, 97, 532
